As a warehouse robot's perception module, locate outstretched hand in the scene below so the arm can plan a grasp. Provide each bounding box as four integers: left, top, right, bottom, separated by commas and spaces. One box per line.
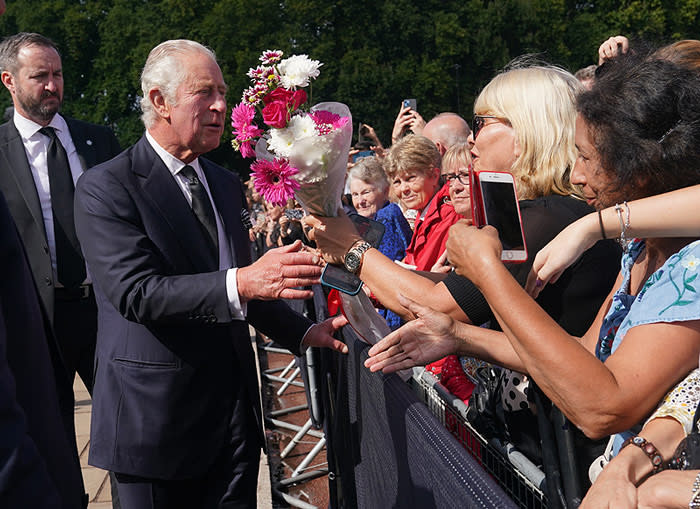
237, 240, 322, 301
303, 314, 349, 354
364, 294, 458, 374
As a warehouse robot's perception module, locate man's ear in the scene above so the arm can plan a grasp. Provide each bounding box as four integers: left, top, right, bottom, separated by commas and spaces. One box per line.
1, 71, 15, 94
149, 88, 170, 120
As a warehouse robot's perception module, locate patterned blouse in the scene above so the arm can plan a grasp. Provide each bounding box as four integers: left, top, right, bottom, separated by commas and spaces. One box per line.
597, 238, 700, 454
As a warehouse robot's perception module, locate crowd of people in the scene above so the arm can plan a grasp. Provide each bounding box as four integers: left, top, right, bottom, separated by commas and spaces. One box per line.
2, 11, 700, 508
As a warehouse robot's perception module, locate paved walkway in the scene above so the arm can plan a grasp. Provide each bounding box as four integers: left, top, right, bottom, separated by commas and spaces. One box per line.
74, 327, 272, 508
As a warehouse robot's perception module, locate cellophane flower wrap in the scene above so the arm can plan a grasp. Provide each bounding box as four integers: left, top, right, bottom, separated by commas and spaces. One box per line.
232, 50, 352, 217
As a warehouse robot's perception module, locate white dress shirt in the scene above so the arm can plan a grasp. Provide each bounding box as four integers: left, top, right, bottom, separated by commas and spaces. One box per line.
145, 131, 246, 320
14, 110, 89, 285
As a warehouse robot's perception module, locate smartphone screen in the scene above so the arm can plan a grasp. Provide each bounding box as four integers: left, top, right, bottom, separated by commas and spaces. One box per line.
478, 173, 527, 262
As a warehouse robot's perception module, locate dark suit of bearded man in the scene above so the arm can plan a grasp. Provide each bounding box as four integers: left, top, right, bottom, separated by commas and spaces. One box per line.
0, 33, 121, 393
74, 39, 346, 509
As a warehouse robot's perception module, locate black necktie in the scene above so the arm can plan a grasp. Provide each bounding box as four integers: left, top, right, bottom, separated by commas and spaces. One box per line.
40, 126, 86, 289
179, 165, 219, 263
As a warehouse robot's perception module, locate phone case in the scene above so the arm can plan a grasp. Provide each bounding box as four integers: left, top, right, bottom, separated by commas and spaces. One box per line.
473, 170, 528, 264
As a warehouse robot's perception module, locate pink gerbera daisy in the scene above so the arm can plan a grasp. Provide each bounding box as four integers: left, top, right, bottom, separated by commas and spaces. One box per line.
250, 158, 300, 206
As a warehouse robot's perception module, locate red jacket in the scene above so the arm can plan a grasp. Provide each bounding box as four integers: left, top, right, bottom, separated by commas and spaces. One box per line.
403, 184, 461, 271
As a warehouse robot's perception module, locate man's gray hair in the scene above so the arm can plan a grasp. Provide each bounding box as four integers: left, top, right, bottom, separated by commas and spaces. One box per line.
140, 39, 217, 128
0, 32, 59, 74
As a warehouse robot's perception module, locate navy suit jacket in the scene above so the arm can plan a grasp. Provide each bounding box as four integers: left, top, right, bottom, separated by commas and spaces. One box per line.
74, 136, 312, 479
0, 117, 121, 324
0, 191, 85, 508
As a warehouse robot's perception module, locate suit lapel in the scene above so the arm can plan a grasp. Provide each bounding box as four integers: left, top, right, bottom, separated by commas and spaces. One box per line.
133, 138, 218, 272
0, 122, 46, 241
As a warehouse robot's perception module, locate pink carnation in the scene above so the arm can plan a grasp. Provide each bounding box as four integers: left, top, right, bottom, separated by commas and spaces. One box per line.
250, 158, 300, 206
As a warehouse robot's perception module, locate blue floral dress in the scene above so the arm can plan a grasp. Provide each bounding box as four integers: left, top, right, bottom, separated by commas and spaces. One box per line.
596, 238, 700, 455
374, 202, 413, 330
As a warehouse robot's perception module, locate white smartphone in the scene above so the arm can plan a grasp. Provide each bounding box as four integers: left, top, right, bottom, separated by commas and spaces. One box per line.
477, 171, 528, 263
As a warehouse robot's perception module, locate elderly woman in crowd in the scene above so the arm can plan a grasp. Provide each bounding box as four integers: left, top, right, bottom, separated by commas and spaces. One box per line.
366, 55, 700, 494
306, 63, 621, 475
383, 134, 461, 270
348, 157, 412, 263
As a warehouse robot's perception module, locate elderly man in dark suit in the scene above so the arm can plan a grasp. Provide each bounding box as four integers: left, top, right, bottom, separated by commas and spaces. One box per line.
0, 189, 86, 508
74, 39, 347, 508
0, 32, 121, 393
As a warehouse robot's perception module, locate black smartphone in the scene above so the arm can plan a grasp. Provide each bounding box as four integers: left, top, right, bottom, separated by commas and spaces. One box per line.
320, 214, 385, 295
403, 98, 417, 111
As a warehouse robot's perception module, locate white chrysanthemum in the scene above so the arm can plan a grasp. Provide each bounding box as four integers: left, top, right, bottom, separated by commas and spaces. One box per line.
278, 55, 322, 89
288, 115, 318, 141
267, 127, 295, 158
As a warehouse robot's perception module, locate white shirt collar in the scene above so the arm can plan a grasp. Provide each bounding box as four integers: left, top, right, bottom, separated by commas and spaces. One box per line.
145, 130, 203, 177
14, 110, 68, 141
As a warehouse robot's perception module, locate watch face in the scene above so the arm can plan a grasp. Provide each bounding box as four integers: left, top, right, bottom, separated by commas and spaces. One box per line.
345, 252, 361, 273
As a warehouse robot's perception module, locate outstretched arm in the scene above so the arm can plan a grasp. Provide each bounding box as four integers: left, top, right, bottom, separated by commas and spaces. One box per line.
526, 184, 700, 297
447, 222, 700, 438
303, 212, 469, 322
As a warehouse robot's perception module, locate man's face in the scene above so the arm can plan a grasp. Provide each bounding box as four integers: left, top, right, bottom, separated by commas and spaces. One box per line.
163, 52, 227, 162
2, 44, 63, 125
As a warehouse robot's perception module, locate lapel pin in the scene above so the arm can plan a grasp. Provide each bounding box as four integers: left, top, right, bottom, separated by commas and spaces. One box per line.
86, 139, 93, 146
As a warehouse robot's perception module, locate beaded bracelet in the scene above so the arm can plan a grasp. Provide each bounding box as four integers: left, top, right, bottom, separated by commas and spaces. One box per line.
690, 471, 700, 509
621, 435, 665, 473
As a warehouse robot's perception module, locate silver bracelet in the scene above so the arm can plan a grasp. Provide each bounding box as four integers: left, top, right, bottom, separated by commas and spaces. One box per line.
614, 201, 631, 252
690, 471, 700, 509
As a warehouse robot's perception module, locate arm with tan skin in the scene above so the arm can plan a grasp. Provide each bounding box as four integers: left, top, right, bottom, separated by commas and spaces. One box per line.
303, 212, 471, 322
580, 416, 686, 509
526, 184, 700, 297
447, 223, 700, 438
364, 293, 529, 375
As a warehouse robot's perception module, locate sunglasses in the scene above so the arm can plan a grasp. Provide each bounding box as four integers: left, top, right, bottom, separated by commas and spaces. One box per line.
472, 115, 506, 139
443, 172, 470, 185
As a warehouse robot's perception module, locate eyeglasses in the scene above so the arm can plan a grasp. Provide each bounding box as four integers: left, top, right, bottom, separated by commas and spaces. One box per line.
443, 172, 470, 185
472, 114, 506, 139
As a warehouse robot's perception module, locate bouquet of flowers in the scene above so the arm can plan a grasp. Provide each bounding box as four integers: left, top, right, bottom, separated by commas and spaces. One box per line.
231, 50, 352, 217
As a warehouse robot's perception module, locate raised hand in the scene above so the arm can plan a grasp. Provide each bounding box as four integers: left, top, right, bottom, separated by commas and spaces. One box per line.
302, 211, 362, 265
445, 222, 502, 284
598, 35, 629, 65
236, 240, 322, 301
364, 294, 458, 374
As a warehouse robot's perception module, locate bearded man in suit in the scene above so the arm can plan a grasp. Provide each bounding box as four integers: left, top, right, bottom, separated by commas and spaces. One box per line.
0, 32, 121, 393
74, 39, 347, 508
